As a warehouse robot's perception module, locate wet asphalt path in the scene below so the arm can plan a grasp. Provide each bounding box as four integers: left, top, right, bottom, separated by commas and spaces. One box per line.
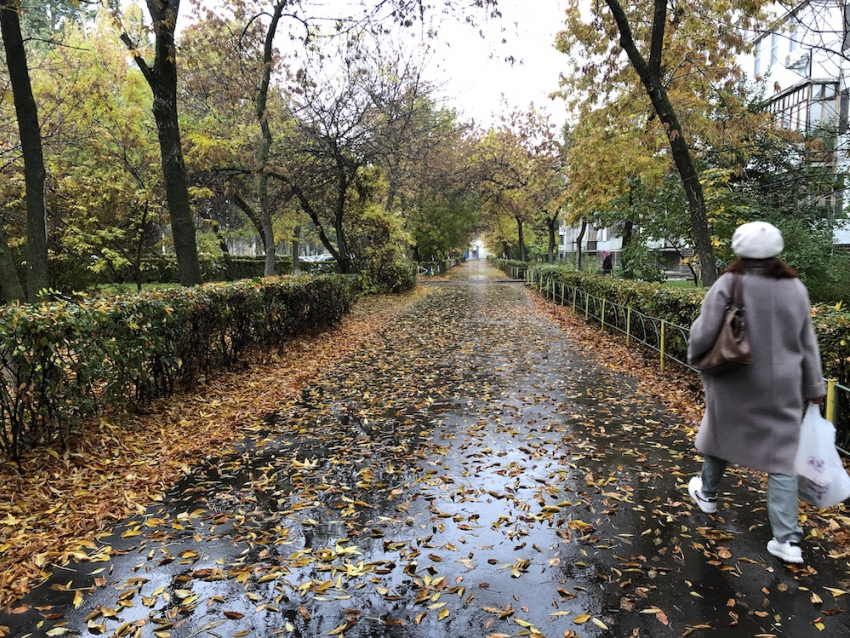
4, 260, 850, 638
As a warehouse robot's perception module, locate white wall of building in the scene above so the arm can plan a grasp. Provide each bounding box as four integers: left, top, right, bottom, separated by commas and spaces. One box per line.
742, 0, 850, 244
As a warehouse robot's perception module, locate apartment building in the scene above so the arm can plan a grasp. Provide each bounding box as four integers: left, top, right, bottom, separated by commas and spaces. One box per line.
743, 0, 850, 244
558, 0, 850, 267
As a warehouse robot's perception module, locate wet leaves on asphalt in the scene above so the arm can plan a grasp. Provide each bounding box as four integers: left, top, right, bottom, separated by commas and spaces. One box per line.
2, 263, 850, 638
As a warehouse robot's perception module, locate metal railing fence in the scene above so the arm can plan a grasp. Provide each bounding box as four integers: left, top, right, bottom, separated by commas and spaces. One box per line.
524, 269, 850, 454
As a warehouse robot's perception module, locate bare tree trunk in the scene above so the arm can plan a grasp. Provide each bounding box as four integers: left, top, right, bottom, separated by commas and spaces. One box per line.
0, 223, 24, 302
516, 216, 526, 262
291, 224, 301, 276
1, 0, 48, 301
150, 72, 202, 286
119, 0, 201, 287
576, 217, 587, 271
259, 173, 276, 276
605, 0, 717, 287
621, 219, 634, 279
255, 1, 287, 277
132, 206, 151, 292
547, 214, 557, 264
332, 167, 353, 273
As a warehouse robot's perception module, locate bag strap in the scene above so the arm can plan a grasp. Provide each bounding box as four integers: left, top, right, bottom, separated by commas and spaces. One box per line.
729, 273, 744, 309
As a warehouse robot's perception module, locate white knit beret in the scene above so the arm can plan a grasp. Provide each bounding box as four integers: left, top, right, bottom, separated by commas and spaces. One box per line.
731, 221, 784, 259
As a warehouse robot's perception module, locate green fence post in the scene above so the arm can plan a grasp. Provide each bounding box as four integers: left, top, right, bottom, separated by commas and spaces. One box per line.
660, 319, 666, 372
626, 307, 632, 346
572, 287, 577, 311
826, 378, 838, 424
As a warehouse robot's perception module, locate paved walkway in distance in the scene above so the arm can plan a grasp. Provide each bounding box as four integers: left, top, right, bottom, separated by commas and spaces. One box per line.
4, 260, 850, 638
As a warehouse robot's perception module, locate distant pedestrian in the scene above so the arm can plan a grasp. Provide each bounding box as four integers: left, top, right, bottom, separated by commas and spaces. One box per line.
686, 221, 826, 564
601, 251, 613, 275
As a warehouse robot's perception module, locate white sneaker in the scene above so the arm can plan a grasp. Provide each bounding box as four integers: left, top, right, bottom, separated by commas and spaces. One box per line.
688, 476, 717, 514
767, 539, 803, 564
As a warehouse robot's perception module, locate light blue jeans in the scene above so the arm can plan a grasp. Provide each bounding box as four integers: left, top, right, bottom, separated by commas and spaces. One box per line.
700, 454, 802, 544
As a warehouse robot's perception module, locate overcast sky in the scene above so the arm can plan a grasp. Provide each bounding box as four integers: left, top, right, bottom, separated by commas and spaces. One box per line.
424, 0, 570, 129
177, 0, 570, 130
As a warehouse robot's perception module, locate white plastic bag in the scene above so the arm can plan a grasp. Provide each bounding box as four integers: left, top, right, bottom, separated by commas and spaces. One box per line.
794, 404, 850, 509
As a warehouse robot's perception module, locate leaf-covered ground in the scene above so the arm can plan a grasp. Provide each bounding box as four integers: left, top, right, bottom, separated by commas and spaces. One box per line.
0, 290, 428, 611
3, 261, 850, 638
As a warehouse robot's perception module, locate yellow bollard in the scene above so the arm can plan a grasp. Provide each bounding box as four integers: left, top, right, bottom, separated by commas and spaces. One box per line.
585, 295, 590, 320
826, 378, 837, 424
660, 319, 666, 372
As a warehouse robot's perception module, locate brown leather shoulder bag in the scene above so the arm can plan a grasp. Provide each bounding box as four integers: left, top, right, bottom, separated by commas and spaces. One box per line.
691, 273, 752, 375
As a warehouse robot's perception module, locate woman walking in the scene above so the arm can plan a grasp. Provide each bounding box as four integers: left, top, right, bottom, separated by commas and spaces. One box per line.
687, 221, 825, 564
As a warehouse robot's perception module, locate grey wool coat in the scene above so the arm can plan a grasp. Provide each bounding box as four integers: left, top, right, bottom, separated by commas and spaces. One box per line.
687, 271, 826, 474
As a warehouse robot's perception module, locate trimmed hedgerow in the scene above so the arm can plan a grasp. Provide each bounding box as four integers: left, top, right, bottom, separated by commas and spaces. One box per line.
502, 262, 850, 444
517, 264, 850, 380
0, 274, 357, 461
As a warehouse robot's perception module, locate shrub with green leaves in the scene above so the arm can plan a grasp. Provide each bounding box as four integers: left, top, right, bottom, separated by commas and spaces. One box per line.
511, 263, 850, 444
358, 257, 417, 295
489, 258, 529, 278
0, 274, 357, 461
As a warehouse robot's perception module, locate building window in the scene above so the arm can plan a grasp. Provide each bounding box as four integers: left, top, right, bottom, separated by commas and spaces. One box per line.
768, 82, 839, 134
770, 32, 779, 66
810, 83, 839, 129
754, 39, 762, 76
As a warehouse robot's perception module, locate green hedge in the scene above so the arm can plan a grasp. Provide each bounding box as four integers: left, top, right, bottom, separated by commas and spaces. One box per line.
516, 263, 850, 380
489, 257, 528, 278
0, 274, 357, 461
363, 259, 418, 294
46, 253, 421, 296
502, 261, 850, 442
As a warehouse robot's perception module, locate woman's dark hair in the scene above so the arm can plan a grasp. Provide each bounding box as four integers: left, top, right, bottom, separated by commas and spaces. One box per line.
725, 257, 798, 279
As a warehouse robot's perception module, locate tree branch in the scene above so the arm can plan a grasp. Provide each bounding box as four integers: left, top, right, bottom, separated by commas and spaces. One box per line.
648, 0, 666, 76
